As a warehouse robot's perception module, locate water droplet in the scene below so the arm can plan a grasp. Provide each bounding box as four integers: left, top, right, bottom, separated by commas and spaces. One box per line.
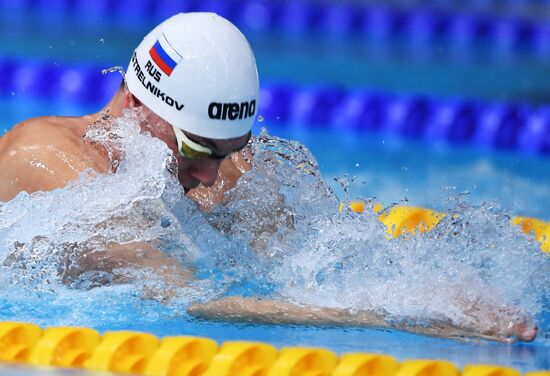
355, 163, 360, 168
99, 38, 105, 43
258, 115, 264, 123
101, 66, 126, 79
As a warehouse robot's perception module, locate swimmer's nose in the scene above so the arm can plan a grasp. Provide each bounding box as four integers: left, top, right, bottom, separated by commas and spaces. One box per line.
188, 159, 222, 187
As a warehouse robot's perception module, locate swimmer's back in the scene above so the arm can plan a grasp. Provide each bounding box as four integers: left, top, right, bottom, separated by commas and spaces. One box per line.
0, 116, 110, 202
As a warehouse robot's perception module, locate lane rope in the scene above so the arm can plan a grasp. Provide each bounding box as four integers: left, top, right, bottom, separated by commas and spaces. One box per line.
0, 322, 547, 375
2, 1, 549, 59
340, 201, 550, 254
1, 58, 549, 155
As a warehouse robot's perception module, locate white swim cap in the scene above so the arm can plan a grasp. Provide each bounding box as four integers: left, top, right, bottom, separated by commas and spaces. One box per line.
126, 12, 259, 139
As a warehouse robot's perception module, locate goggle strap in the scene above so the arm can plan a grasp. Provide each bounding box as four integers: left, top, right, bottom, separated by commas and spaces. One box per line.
172, 126, 212, 156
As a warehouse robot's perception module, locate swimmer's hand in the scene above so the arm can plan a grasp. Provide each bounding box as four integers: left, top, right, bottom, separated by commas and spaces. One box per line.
187, 297, 537, 343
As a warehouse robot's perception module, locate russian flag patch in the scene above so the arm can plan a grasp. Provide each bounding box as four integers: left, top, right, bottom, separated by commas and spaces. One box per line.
149, 34, 182, 76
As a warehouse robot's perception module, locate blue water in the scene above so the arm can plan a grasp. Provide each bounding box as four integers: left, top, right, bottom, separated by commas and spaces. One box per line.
1, 2, 550, 370
0, 98, 549, 373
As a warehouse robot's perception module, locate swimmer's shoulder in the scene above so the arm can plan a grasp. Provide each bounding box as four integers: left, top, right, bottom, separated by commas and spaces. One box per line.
0, 116, 109, 201
0, 116, 86, 166
1, 116, 81, 148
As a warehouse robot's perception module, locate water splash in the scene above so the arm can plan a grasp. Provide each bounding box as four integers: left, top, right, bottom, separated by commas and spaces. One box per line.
101, 66, 125, 80
207, 128, 549, 335
0, 112, 547, 339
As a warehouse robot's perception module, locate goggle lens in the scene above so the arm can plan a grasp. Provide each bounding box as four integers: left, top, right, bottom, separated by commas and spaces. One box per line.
174, 126, 250, 160
180, 143, 212, 159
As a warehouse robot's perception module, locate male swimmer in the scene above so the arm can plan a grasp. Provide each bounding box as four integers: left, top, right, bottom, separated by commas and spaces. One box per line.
0, 13, 536, 342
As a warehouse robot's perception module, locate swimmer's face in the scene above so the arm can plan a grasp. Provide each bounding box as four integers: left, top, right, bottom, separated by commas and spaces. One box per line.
172, 130, 250, 191
138, 105, 249, 191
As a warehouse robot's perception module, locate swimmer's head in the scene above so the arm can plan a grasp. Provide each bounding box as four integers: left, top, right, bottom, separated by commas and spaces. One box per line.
123, 12, 258, 190
125, 12, 259, 141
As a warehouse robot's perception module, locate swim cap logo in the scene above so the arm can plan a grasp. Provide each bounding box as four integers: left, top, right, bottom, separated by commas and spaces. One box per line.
149, 34, 182, 77
208, 100, 256, 121
131, 53, 184, 111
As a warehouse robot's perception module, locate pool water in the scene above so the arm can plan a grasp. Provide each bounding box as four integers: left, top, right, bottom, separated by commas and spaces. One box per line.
1, 2, 550, 373
0, 100, 549, 373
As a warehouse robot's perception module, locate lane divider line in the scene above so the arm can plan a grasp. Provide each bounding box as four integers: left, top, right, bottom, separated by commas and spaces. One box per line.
341, 201, 550, 254
0, 322, 548, 375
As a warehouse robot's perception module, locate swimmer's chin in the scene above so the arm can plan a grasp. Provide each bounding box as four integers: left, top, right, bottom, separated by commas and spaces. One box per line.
183, 183, 200, 195
180, 178, 200, 193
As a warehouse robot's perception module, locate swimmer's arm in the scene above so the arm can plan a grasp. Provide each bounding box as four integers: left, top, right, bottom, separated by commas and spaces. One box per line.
188, 296, 386, 327
187, 297, 536, 343
62, 242, 193, 292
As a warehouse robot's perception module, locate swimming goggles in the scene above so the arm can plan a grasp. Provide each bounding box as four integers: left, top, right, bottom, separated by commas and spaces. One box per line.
172, 126, 250, 160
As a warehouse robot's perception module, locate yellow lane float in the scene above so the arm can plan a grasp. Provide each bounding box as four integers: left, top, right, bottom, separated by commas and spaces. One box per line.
267, 347, 338, 376
85, 330, 159, 374
341, 201, 550, 254
333, 353, 399, 376
377, 206, 445, 238
145, 336, 218, 376
395, 359, 459, 376
463, 364, 521, 376
204, 341, 277, 376
0, 322, 548, 375
28, 326, 100, 368
0, 322, 42, 363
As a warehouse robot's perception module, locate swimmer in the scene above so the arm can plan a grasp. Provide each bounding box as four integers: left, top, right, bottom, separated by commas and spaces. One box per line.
0, 13, 536, 342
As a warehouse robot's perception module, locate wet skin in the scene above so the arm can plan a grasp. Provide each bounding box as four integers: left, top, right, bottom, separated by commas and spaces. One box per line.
0, 87, 250, 204
0, 88, 537, 343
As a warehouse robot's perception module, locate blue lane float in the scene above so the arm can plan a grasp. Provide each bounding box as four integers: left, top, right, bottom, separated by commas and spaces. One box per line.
2, 0, 549, 59
1, 57, 549, 155
0, 58, 122, 105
